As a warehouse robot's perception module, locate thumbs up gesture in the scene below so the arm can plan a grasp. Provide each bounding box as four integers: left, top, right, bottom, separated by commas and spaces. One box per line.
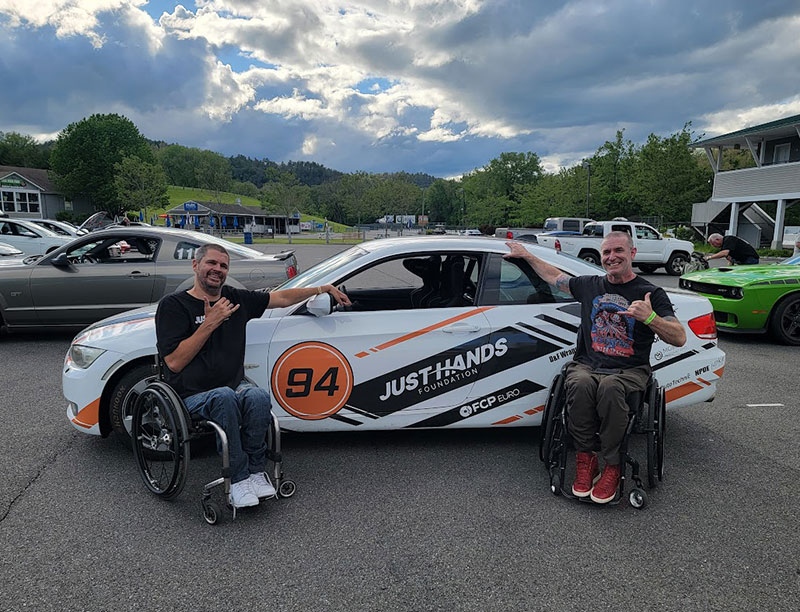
623, 292, 654, 323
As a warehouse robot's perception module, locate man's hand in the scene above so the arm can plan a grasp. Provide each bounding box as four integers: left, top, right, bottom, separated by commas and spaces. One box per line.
203, 296, 240, 330
504, 241, 529, 260
320, 284, 352, 307
623, 292, 654, 323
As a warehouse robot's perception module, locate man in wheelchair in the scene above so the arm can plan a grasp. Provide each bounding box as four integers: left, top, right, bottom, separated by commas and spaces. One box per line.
155, 243, 350, 509
506, 232, 685, 503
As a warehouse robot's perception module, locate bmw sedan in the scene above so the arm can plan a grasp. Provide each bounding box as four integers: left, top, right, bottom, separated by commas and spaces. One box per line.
0, 227, 297, 332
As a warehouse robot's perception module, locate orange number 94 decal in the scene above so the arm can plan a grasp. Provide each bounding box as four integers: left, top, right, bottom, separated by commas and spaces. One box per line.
271, 342, 354, 420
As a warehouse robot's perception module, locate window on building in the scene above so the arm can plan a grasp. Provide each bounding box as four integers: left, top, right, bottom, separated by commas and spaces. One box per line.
774, 143, 791, 164
26, 192, 40, 213
1, 191, 13, 213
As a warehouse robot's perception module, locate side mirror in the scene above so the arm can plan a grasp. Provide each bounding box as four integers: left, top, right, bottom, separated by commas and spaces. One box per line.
50, 252, 70, 267
306, 292, 334, 317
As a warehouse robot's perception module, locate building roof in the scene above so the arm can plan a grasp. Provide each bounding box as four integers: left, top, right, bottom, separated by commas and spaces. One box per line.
165, 200, 292, 219
0, 165, 57, 192
692, 113, 800, 148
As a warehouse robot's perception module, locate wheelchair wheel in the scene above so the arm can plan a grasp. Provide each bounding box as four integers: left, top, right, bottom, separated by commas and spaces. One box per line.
202, 500, 221, 525
131, 385, 189, 499
278, 479, 297, 498
539, 374, 565, 462
645, 385, 666, 488
629, 487, 648, 509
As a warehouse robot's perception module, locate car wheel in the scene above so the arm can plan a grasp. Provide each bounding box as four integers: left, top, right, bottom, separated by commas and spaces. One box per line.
637, 264, 659, 274
666, 252, 689, 276
769, 294, 800, 346
109, 362, 158, 447
579, 251, 600, 266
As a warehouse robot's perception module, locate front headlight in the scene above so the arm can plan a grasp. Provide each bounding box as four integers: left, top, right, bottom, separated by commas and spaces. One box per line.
69, 344, 106, 369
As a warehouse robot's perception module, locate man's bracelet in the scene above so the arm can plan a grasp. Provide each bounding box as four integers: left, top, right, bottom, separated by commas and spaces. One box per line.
317, 286, 323, 295
644, 311, 657, 325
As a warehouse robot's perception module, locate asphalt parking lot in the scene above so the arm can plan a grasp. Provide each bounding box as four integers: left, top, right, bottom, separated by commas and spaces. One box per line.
1, 241, 798, 612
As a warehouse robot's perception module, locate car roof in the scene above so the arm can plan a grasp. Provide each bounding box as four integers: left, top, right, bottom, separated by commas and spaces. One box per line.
357, 235, 560, 259
1, 217, 62, 237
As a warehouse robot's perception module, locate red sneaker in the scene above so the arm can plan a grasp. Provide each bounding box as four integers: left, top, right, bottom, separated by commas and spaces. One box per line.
590, 464, 621, 504
571, 451, 599, 497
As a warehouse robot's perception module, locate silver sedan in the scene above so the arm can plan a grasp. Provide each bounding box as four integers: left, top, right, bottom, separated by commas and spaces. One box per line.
0, 227, 297, 331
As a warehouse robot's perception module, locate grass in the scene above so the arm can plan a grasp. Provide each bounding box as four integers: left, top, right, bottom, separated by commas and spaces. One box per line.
690, 241, 792, 258
228, 236, 364, 245
166, 186, 261, 209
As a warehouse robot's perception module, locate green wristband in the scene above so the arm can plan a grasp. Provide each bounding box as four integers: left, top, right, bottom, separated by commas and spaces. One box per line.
644, 311, 657, 325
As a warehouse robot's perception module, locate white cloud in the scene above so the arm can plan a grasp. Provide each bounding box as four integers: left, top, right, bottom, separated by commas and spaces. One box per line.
700, 96, 800, 137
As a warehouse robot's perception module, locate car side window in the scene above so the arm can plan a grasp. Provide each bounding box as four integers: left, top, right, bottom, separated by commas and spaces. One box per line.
563, 220, 579, 232
65, 236, 159, 264
635, 225, 658, 240
334, 253, 482, 312
479, 254, 573, 306
174, 241, 202, 260
7, 222, 39, 238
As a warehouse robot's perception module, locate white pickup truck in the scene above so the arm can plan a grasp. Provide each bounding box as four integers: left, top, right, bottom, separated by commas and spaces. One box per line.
536, 220, 694, 276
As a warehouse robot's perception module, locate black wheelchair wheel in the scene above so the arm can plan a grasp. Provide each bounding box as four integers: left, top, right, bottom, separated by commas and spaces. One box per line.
657, 387, 666, 482
645, 384, 664, 489
539, 374, 565, 462
131, 385, 189, 499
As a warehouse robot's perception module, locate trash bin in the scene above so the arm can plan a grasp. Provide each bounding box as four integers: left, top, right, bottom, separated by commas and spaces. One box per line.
244, 231, 253, 244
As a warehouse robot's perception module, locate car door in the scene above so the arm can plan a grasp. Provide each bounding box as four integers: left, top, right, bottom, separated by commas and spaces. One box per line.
29, 234, 159, 325
251, 252, 495, 432
470, 253, 581, 427
633, 224, 664, 263
0, 220, 44, 256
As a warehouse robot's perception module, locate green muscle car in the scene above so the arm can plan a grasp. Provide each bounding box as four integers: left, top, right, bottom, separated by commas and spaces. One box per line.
679, 254, 800, 345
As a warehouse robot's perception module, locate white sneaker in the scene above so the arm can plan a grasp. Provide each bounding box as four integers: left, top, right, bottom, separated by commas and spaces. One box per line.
249, 472, 276, 498
229, 479, 259, 508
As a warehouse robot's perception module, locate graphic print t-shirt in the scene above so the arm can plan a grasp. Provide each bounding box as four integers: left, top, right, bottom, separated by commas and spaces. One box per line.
155, 286, 271, 398
568, 275, 675, 370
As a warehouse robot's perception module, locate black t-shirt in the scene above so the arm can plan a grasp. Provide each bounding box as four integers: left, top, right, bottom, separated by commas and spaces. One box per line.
721, 235, 758, 263
155, 286, 271, 398
568, 275, 676, 370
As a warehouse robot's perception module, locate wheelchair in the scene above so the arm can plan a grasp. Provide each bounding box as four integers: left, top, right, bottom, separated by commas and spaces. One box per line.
131, 374, 296, 525
539, 363, 666, 509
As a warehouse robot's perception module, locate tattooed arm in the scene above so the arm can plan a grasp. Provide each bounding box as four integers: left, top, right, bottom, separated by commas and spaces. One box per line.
504, 241, 572, 296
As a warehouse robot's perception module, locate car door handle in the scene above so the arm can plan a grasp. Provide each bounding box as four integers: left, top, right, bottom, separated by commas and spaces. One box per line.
441, 323, 481, 333
128, 272, 150, 278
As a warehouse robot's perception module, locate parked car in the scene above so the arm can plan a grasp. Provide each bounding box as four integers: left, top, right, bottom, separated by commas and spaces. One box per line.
22, 218, 88, 237
0, 241, 23, 257
0, 227, 298, 332
679, 253, 800, 344
0, 218, 72, 256
536, 220, 694, 275
62, 236, 724, 448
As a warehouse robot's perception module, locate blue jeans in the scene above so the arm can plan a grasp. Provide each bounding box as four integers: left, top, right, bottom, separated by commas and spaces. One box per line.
183, 381, 271, 484
734, 257, 759, 265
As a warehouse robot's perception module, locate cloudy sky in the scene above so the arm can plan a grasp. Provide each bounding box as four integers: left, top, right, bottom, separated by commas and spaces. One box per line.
1, 1, 799, 177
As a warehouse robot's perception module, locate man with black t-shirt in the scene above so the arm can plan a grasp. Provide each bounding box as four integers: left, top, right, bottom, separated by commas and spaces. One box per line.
156, 243, 350, 509
706, 233, 759, 265
505, 232, 686, 503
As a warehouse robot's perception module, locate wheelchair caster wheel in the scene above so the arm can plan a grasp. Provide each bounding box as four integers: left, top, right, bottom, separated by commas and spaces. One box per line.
629, 488, 648, 509
549, 474, 561, 496
278, 480, 297, 498
202, 501, 221, 525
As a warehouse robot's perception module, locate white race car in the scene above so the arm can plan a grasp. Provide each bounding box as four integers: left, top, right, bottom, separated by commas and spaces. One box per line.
63, 237, 725, 443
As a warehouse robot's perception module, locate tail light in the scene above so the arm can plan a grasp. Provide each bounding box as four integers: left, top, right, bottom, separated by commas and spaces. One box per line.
506, 231, 513, 239
688, 312, 717, 339
554, 239, 561, 252
287, 265, 297, 278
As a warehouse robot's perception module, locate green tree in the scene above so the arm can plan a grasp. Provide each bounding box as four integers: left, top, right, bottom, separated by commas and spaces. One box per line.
50, 113, 153, 212
113, 155, 169, 219
260, 174, 310, 244
195, 150, 232, 204
0, 132, 52, 168
156, 144, 199, 187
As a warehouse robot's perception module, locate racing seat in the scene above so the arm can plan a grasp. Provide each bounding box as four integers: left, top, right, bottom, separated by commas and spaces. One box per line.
430, 255, 465, 307
539, 362, 665, 509
403, 256, 441, 308
130, 360, 296, 524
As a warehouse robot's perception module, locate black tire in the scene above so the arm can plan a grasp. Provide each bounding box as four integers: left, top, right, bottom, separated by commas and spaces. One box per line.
768, 293, 800, 346
131, 385, 189, 499
202, 501, 221, 525
629, 488, 648, 509
666, 252, 689, 276
109, 362, 158, 447
579, 250, 600, 266
657, 387, 666, 482
637, 264, 659, 274
550, 473, 562, 496
539, 374, 565, 462
645, 383, 661, 488
278, 480, 297, 498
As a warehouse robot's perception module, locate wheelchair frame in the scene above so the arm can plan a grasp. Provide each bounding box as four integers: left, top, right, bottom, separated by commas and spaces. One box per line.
131, 378, 296, 524
539, 364, 666, 509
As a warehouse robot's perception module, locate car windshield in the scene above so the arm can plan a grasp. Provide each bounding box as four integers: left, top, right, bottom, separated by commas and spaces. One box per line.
273, 246, 368, 289
781, 253, 800, 265
543, 219, 558, 230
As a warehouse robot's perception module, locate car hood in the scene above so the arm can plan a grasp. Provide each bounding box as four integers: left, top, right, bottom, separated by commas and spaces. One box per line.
682, 264, 800, 287
72, 305, 158, 347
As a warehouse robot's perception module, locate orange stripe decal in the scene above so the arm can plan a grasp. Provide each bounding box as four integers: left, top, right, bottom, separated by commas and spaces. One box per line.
697, 377, 710, 386
367, 306, 495, 355
665, 381, 703, 404
71, 398, 101, 429
355, 351, 369, 358
524, 405, 545, 415
713, 366, 725, 378
493, 415, 522, 425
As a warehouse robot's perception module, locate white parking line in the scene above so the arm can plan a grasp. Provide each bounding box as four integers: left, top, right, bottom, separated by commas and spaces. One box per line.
746, 403, 785, 407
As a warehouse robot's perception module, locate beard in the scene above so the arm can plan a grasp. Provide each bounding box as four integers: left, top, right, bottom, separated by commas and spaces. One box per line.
198, 272, 224, 295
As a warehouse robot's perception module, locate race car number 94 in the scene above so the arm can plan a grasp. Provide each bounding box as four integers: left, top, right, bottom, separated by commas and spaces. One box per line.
271, 342, 354, 420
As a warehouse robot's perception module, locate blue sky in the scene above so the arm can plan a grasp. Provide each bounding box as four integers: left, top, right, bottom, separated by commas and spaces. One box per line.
1, 1, 799, 178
